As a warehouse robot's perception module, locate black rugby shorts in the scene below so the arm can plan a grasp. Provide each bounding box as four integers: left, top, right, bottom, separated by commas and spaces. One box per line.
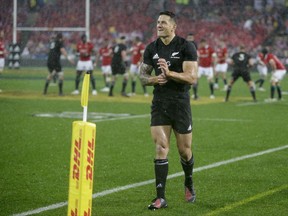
47, 61, 62, 73
150, 97, 192, 134
111, 62, 126, 75
232, 70, 251, 82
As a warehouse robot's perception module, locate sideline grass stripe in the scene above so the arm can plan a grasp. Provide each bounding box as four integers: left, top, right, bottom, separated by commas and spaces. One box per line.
205, 184, 288, 216
12, 144, 288, 216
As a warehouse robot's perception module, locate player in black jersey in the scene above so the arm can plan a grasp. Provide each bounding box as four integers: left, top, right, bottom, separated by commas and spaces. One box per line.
109, 36, 129, 97
43, 33, 74, 95
225, 45, 256, 102
139, 11, 198, 210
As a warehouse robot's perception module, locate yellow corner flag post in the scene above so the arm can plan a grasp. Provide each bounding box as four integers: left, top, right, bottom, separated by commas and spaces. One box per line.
68, 72, 97, 216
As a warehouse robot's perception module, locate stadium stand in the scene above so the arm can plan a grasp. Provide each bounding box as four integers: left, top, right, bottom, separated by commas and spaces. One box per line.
0, 0, 287, 65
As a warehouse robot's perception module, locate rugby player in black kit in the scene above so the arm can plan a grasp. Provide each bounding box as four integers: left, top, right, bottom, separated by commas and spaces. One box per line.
43, 33, 73, 95
139, 11, 198, 210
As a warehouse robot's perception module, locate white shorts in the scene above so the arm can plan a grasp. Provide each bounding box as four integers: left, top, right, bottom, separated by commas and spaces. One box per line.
257, 64, 268, 76
215, 63, 228, 73
76, 60, 93, 71
0, 58, 4, 70
198, 66, 214, 79
271, 69, 286, 82
101, 65, 112, 75
130, 64, 139, 75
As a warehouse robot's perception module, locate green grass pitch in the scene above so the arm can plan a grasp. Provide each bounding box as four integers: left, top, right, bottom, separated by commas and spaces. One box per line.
0, 67, 287, 216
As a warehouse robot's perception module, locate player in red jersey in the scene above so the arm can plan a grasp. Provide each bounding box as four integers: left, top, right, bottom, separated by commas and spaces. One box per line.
214, 41, 228, 91
0, 33, 7, 93
0, 34, 7, 73
128, 36, 148, 96
71, 34, 97, 95
262, 48, 287, 102
197, 39, 216, 99
255, 52, 268, 91
95, 38, 112, 92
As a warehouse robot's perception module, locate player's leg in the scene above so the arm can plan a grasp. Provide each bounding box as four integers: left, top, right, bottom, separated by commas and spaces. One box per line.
207, 68, 215, 99
72, 60, 84, 95
221, 63, 228, 90
43, 64, 55, 95
88, 70, 97, 95
148, 125, 171, 210
129, 64, 137, 95
0, 58, 4, 92
174, 131, 196, 202
57, 71, 64, 96
214, 66, 219, 90
173, 98, 196, 202
121, 71, 129, 97
247, 80, 257, 102
225, 71, 238, 102
256, 65, 267, 91
0, 58, 4, 73
274, 70, 286, 100
192, 80, 198, 100
192, 67, 203, 99
109, 74, 116, 96
100, 66, 111, 92
221, 72, 228, 90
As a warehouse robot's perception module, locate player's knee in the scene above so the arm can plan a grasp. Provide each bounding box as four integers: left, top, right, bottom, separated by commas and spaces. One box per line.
156, 144, 169, 157
178, 145, 191, 160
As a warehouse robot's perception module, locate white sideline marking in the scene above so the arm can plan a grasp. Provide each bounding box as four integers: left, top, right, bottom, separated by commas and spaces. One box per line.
194, 118, 251, 122
12, 144, 288, 216
91, 114, 150, 123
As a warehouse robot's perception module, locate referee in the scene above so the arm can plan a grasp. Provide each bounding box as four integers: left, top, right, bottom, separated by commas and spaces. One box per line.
139, 11, 198, 210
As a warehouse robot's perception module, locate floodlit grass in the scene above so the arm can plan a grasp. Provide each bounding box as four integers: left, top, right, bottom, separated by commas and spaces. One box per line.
0, 67, 287, 216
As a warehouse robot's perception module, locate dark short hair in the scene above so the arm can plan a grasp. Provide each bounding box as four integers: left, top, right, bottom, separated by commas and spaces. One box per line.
262, 48, 268, 55
159, 11, 175, 18
56, 33, 63, 39
120, 36, 126, 40
159, 11, 176, 22
81, 34, 87, 40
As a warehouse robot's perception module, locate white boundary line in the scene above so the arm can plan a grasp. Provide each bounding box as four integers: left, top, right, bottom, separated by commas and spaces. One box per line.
12, 144, 288, 216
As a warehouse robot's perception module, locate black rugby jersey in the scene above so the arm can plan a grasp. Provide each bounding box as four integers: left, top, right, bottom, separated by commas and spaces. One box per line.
143, 35, 197, 97
47, 39, 64, 63
112, 43, 127, 65
232, 51, 251, 71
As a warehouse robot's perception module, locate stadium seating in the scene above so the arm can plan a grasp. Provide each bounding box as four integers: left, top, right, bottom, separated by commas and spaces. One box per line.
0, 0, 287, 61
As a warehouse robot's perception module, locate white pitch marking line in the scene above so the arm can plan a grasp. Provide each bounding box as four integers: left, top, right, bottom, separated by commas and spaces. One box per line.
194, 118, 251, 122
12, 144, 288, 216
91, 114, 150, 123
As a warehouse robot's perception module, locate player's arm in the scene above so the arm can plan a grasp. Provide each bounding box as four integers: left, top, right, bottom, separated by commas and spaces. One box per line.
248, 57, 254, 68
269, 59, 276, 71
139, 62, 167, 86
121, 50, 127, 61
61, 47, 74, 64
94, 51, 100, 67
157, 59, 198, 85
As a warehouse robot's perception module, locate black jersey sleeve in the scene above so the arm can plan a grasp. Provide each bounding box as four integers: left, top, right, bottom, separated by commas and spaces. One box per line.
143, 43, 154, 66
183, 41, 197, 62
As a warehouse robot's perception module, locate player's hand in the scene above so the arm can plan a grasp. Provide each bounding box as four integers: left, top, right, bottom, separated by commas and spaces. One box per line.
67, 56, 75, 65
157, 58, 171, 77
157, 73, 168, 85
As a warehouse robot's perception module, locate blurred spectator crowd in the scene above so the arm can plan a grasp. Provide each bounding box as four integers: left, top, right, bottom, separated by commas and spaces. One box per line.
0, 0, 287, 63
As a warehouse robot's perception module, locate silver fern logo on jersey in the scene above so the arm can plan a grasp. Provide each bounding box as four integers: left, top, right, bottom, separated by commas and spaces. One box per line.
171, 51, 180, 59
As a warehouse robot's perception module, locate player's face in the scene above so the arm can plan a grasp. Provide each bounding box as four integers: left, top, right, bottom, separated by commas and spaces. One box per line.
157, 15, 176, 38
187, 35, 194, 42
